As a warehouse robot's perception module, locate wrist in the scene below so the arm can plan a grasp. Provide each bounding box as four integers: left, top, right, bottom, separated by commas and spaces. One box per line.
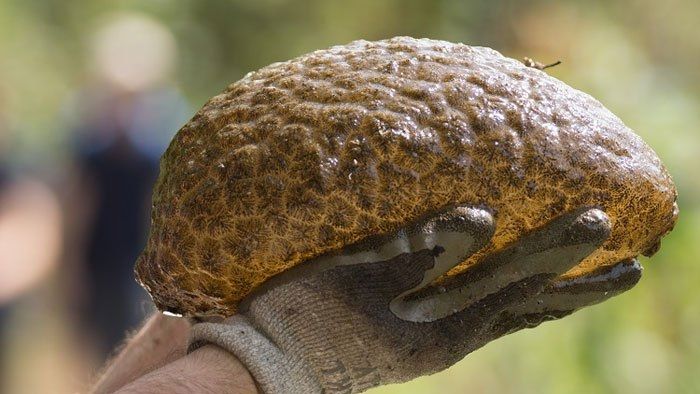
91, 314, 192, 394
115, 345, 258, 394
188, 346, 259, 394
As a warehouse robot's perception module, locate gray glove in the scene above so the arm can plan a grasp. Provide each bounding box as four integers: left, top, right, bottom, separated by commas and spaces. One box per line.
189, 205, 642, 393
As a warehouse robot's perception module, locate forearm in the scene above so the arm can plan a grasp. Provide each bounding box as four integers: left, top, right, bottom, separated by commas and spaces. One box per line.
115, 345, 259, 394
91, 313, 192, 394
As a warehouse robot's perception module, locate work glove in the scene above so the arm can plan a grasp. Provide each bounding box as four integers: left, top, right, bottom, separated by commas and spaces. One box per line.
189, 205, 642, 393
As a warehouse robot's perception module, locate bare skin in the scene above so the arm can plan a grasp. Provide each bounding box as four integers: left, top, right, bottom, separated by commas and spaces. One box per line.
115, 345, 258, 394
91, 313, 258, 394
90, 314, 191, 393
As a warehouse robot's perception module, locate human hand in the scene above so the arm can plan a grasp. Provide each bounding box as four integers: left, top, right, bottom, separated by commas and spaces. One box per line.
190, 205, 641, 393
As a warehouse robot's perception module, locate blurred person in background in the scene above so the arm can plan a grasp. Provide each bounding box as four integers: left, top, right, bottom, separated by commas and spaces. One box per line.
64, 13, 190, 360
0, 93, 63, 390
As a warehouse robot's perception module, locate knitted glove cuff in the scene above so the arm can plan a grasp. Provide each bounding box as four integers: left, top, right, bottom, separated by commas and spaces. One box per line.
188, 315, 321, 394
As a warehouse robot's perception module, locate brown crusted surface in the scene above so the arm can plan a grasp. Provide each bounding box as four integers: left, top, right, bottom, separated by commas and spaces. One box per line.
135, 37, 678, 317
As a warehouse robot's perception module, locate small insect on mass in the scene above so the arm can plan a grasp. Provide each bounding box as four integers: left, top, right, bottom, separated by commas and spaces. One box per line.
522, 57, 562, 70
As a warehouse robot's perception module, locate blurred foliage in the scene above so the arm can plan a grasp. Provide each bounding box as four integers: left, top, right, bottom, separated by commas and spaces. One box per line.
1, 0, 699, 393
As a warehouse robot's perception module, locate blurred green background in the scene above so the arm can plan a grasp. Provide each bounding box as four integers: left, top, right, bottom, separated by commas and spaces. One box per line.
0, 0, 698, 393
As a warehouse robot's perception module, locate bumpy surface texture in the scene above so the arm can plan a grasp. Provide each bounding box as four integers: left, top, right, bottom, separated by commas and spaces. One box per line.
135, 37, 677, 316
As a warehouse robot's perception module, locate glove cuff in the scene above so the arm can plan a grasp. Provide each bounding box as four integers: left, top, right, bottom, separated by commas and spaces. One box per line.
189, 315, 321, 394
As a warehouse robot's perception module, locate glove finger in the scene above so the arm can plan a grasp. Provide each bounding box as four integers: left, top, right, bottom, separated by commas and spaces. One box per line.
312, 204, 493, 271
484, 259, 641, 340
368, 205, 493, 322
245, 205, 494, 312
388, 206, 495, 321
500, 258, 642, 326
395, 207, 611, 322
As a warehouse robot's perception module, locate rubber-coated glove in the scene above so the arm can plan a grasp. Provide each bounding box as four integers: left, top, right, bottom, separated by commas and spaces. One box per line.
190, 205, 642, 393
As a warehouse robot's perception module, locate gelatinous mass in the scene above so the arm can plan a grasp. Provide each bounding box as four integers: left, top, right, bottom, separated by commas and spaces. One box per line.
135, 37, 678, 317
